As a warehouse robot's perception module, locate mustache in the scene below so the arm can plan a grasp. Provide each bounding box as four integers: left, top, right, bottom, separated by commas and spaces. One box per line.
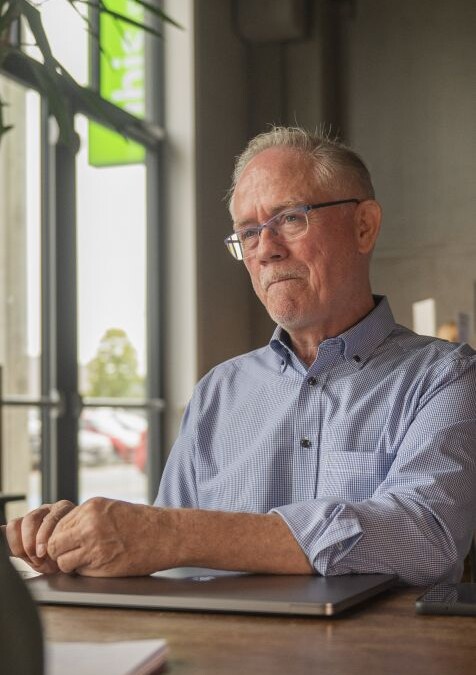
260, 267, 307, 291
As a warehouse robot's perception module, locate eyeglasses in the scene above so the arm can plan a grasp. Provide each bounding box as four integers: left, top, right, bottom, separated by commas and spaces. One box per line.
224, 199, 361, 261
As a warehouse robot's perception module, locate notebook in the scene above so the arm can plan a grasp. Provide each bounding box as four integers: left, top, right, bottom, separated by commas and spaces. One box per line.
46, 639, 168, 675
27, 567, 396, 616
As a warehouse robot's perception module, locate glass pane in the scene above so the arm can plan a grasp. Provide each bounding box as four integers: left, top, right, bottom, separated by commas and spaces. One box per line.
75, 113, 148, 502
0, 77, 42, 515
2, 407, 42, 517
24, 0, 88, 86
0, 78, 41, 397
79, 407, 148, 503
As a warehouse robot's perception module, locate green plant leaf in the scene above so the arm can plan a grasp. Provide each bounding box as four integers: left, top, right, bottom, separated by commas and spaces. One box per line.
23, 54, 79, 149
115, 0, 183, 29
14, 0, 80, 146
63, 0, 182, 38
56, 59, 129, 136
0, 0, 181, 147
15, 0, 56, 64
97, 4, 163, 40
71, 0, 183, 30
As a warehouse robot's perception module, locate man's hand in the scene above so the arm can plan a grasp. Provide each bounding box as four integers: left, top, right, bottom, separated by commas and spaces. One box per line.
4, 500, 75, 573
46, 498, 175, 577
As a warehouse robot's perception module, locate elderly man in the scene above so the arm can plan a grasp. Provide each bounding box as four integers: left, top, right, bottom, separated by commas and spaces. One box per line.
5, 127, 476, 584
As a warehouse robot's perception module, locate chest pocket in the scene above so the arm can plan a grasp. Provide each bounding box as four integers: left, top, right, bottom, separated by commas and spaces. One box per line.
318, 449, 396, 501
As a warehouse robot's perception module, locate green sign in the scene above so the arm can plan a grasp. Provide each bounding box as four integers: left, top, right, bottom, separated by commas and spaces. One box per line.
89, 0, 145, 166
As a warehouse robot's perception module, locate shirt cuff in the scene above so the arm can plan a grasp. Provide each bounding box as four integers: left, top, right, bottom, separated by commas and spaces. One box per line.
270, 500, 363, 575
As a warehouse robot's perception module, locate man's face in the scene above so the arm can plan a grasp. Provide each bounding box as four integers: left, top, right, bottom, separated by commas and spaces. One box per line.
231, 147, 379, 336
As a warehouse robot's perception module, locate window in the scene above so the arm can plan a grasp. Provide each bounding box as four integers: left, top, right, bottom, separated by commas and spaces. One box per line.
0, 3, 164, 517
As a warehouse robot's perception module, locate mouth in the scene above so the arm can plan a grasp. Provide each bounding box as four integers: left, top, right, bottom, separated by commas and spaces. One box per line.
263, 274, 301, 291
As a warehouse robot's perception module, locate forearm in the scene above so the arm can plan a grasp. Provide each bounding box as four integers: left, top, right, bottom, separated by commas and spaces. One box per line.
159, 508, 312, 574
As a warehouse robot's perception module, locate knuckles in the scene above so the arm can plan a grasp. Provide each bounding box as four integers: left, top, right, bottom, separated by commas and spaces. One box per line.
82, 496, 110, 511
52, 499, 75, 513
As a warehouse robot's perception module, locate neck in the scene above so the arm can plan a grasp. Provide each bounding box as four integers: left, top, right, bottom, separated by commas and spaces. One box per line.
286, 294, 376, 367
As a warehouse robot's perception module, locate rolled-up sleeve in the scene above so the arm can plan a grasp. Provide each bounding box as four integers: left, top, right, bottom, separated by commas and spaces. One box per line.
272, 360, 476, 585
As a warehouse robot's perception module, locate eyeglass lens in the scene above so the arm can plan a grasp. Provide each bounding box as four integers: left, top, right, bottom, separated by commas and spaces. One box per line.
230, 207, 309, 260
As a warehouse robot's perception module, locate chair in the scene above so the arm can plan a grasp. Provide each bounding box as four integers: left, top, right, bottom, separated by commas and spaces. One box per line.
0, 494, 26, 526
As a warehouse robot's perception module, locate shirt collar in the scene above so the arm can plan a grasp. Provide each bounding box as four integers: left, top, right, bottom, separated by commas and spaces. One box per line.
339, 295, 396, 367
269, 296, 396, 372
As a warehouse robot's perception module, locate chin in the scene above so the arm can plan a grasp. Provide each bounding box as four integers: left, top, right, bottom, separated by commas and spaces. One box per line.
267, 307, 307, 330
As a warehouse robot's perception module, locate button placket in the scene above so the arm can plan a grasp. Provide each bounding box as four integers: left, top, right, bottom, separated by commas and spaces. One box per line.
292, 374, 323, 502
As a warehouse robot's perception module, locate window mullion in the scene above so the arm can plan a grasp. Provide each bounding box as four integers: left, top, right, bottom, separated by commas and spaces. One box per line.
54, 136, 79, 504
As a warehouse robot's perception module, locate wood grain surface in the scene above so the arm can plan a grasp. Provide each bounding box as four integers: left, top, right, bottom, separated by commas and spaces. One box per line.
41, 588, 476, 675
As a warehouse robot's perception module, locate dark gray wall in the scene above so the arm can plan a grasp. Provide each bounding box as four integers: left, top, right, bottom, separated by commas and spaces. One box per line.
194, 0, 252, 376
192, 0, 476, 378
347, 0, 476, 338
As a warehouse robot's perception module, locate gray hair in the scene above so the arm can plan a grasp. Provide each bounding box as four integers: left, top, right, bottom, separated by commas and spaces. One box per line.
229, 126, 375, 210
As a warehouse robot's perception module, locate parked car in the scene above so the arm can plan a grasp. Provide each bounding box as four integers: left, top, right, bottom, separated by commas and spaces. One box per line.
81, 408, 145, 465
28, 410, 116, 468
78, 429, 116, 466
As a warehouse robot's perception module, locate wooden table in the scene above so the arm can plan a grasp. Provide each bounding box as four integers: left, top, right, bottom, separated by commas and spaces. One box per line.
41, 588, 476, 675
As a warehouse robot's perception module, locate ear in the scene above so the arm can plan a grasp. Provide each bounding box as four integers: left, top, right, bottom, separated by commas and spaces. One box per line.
354, 200, 381, 254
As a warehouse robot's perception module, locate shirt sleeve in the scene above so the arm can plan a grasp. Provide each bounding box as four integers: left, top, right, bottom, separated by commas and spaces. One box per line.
154, 401, 199, 509
271, 357, 476, 585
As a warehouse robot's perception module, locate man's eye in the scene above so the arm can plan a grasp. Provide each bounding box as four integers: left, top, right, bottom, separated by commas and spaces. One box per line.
276, 211, 302, 227
279, 211, 306, 229
239, 228, 258, 242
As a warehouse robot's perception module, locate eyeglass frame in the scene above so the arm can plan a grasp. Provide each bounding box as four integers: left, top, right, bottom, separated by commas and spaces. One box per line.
224, 198, 361, 261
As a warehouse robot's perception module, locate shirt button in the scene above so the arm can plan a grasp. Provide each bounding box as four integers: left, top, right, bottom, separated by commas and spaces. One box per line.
307, 376, 317, 386
337, 542, 343, 551
353, 355, 361, 363
300, 438, 312, 448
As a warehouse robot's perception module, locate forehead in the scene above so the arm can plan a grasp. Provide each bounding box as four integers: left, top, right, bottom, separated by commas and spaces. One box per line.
232, 147, 324, 219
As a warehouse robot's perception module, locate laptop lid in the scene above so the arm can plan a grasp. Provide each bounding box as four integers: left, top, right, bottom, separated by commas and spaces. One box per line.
26, 568, 396, 616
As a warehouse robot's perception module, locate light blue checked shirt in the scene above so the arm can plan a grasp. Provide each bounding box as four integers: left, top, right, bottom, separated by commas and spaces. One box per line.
156, 297, 476, 585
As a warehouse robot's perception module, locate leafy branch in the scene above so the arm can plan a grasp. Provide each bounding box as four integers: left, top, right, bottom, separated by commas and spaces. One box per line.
0, 0, 180, 147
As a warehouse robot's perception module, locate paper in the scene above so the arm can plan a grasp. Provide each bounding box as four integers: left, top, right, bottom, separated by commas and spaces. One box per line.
46, 639, 168, 675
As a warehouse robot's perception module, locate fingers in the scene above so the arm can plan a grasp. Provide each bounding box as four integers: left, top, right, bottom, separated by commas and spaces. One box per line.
4, 500, 75, 574
47, 507, 82, 562
5, 511, 59, 573
6, 510, 45, 560
21, 505, 55, 560
35, 500, 75, 558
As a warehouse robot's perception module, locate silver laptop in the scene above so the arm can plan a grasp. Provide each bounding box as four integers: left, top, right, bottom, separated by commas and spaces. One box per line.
26, 568, 396, 616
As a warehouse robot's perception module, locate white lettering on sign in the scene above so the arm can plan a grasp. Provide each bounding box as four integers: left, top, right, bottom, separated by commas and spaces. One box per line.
110, 29, 144, 116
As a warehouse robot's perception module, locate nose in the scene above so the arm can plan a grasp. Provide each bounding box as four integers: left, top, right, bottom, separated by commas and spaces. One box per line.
256, 226, 287, 262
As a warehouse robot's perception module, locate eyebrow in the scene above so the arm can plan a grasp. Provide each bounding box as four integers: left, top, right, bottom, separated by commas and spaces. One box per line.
233, 201, 301, 231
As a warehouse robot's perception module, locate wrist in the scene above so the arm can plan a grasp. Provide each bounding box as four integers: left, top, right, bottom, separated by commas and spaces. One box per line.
152, 506, 190, 569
